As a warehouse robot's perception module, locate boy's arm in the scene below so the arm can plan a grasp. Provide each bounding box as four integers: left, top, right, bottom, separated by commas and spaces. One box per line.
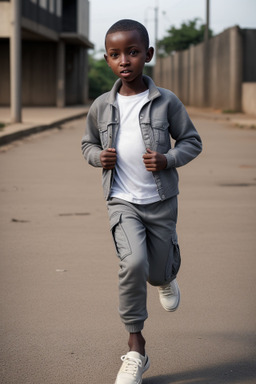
165, 99, 202, 169
81, 104, 117, 170
81, 105, 103, 167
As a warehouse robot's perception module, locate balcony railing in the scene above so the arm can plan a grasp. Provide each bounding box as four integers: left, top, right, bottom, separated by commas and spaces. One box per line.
22, 0, 61, 33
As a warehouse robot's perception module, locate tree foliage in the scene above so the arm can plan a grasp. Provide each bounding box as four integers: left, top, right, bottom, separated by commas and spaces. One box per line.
157, 18, 213, 56
88, 54, 117, 100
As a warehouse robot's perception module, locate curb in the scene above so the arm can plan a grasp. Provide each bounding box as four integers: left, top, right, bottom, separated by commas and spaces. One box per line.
0, 111, 88, 146
186, 108, 256, 129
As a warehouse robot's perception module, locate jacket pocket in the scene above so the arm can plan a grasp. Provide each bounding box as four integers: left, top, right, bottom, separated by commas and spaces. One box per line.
99, 125, 108, 148
99, 122, 116, 149
109, 212, 132, 260
165, 232, 181, 281
151, 121, 170, 147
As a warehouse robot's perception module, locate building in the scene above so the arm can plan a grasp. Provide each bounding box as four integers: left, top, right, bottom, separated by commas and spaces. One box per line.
0, 0, 94, 121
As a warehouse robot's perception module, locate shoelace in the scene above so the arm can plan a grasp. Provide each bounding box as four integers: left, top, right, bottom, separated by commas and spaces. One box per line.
120, 355, 142, 377
159, 283, 175, 296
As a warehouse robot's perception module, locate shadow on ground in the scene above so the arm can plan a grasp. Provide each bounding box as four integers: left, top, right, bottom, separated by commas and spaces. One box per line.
144, 358, 256, 384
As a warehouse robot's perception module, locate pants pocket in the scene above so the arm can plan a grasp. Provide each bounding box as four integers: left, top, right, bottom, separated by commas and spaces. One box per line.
165, 232, 181, 281
109, 212, 132, 260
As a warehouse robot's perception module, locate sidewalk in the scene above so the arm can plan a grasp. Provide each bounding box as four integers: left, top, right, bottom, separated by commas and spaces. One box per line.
186, 106, 256, 129
0, 105, 255, 146
0, 106, 90, 146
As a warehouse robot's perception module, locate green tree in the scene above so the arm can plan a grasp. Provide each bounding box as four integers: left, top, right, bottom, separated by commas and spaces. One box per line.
157, 18, 213, 56
88, 53, 117, 100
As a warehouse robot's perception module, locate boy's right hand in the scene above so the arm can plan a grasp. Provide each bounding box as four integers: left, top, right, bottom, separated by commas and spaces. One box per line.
100, 148, 117, 169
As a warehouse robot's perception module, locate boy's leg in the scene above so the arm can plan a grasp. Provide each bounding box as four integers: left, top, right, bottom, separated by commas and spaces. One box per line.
107, 196, 181, 329
145, 196, 181, 287
128, 332, 146, 355
107, 198, 149, 339
143, 197, 181, 313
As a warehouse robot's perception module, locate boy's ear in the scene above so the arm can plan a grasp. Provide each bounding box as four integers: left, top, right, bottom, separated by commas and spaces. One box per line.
104, 54, 110, 66
145, 47, 154, 63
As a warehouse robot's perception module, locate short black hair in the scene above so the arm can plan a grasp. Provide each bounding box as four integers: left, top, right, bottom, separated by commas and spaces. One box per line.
105, 19, 149, 50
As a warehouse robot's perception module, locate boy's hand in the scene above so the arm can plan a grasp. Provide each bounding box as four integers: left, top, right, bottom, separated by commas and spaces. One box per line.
100, 148, 117, 169
143, 148, 167, 171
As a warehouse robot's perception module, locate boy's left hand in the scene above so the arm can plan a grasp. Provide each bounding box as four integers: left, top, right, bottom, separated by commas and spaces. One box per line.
143, 148, 167, 171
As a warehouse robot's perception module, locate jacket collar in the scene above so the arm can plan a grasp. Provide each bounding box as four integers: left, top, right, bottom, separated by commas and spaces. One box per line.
108, 75, 161, 105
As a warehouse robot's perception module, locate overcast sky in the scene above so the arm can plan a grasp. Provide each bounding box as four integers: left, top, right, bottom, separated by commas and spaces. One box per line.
88, 0, 256, 53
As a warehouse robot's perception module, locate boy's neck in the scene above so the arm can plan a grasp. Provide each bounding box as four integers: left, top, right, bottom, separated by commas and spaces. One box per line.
119, 77, 148, 96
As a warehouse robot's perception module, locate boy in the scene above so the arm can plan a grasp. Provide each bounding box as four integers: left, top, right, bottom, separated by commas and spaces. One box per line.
81, 19, 202, 384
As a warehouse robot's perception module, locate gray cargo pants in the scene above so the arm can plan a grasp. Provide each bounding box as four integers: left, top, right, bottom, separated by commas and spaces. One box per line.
107, 196, 181, 333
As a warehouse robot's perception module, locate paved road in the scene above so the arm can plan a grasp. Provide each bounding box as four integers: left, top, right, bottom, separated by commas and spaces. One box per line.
0, 116, 255, 384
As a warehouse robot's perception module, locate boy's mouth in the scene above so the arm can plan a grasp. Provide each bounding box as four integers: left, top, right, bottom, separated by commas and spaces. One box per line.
120, 70, 131, 74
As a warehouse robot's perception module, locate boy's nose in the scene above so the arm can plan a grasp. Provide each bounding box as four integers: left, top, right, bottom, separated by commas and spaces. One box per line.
120, 54, 129, 66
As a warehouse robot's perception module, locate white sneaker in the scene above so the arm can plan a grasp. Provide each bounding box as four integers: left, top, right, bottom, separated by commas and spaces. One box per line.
115, 351, 150, 384
158, 279, 180, 311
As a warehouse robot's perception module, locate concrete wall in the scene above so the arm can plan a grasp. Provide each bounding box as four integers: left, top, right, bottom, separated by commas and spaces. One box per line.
0, 40, 10, 105
242, 29, 256, 82
22, 42, 57, 105
65, 44, 88, 105
0, 40, 89, 106
0, 3, 11, 37
0, 40, 58, 106
189, 42, 205, 107
242, 83, 256, 115
154, 27, 245, 111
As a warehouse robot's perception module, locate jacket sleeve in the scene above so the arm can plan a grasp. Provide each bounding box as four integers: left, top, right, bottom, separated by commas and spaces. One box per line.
164, 96, 202, 168
81, 102, 103, 168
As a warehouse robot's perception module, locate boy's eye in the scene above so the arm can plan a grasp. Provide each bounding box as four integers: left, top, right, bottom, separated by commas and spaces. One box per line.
130, 50, 138, 56
110, 52, 119, 58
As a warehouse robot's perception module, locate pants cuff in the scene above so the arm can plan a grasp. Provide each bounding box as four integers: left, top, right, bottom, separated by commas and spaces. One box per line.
125, 321, 144, 333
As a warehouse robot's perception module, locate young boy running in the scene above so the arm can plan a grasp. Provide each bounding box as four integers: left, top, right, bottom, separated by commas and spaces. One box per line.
81, 19, 202, 384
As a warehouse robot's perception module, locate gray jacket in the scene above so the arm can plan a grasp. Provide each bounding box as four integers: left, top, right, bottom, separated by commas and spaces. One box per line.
81, 75, 202, 201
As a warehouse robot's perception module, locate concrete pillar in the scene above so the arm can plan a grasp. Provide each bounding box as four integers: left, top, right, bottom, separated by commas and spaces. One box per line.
229, 27, 243, 111
203, 40, 210, 107
187, 47, 191, 105
80, 48, 89, 104
154, 56, 163, 86
171, 54, 175, 92
56, 40, 65, 107
10, 0, 22, 122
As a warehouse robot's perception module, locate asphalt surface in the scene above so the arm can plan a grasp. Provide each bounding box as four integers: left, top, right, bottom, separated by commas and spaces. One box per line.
0, 115, 255, 384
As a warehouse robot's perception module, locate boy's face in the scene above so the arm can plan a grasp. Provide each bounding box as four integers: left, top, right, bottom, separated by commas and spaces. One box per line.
104, 30, 153, 84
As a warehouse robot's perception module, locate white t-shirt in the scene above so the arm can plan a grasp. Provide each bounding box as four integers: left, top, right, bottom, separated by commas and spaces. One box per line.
110, 90, 160, 204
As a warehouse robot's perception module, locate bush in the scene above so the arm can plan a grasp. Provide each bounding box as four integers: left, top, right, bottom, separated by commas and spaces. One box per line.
88, 54, 117, 100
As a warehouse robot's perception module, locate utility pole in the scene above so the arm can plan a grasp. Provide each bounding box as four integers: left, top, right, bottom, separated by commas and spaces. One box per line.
10, 0, 22, 122
204, 0, 210, 42
154, 1, 159, 58
145, 1, 159, 60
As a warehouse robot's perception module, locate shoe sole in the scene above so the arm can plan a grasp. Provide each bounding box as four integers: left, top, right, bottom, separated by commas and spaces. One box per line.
143, 355, 150, 373
139, 355, 150, 384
